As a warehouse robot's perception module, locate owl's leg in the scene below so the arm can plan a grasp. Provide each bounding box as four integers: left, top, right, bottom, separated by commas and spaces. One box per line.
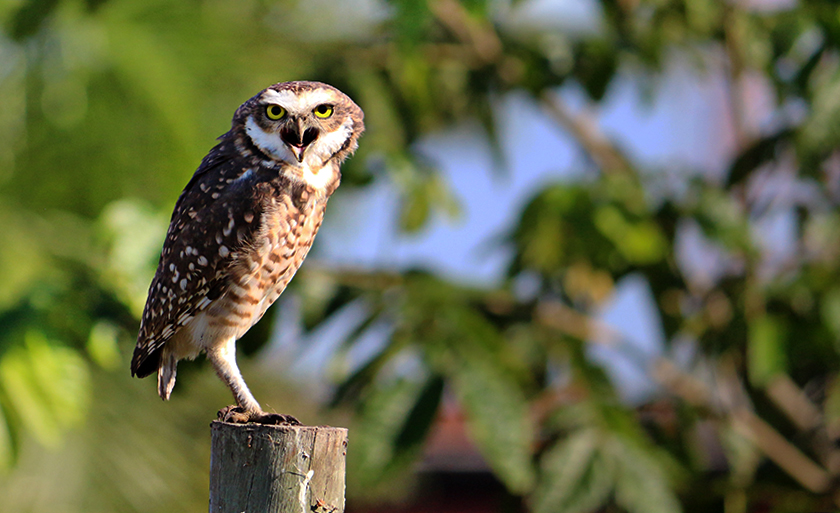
207, 337, 299, 425
206, 336, 261, 412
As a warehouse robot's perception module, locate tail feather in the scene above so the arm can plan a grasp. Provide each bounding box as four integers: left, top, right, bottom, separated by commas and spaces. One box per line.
157, 352, 178, 400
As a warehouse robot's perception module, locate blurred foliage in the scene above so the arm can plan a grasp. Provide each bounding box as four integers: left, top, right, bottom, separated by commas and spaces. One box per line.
3, 0, 840, 512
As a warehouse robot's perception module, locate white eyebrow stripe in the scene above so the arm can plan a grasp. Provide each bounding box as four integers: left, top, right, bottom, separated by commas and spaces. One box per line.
260, 89, 338, 112
260, 89, 298, 105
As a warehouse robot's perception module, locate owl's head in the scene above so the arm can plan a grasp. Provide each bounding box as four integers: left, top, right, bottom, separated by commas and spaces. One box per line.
236, 81, 365, 171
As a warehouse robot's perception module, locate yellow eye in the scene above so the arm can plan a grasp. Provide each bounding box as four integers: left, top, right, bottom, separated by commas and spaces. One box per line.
313, 104, 333, 118
266, 104, 286, 120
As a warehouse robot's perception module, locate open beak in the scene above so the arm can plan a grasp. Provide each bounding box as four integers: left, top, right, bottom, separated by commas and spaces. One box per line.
289, 145, 306, 163
281, 121, 319, 163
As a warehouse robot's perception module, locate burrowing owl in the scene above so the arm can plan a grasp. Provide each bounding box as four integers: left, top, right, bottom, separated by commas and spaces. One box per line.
131, 81, 364, 424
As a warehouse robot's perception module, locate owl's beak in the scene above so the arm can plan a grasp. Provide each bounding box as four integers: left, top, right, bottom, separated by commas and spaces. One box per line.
281, 123, 319, 163
288, 145, 306, 163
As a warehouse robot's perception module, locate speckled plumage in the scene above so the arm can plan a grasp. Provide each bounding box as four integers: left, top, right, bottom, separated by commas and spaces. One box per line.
131, 81, 364, 422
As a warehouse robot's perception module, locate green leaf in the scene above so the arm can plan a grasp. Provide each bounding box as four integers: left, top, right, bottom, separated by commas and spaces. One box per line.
399, 180, 431, 232
573, 38, 618, 101
395, 161, 461, 233
826, 377, 840, 425
390, 0, 431, 49
450, 337, 536, 494
820, 287, 840, 343
611, 437, 682, 513
747, 315, 787, 387
97, 198, 167, 317
719, 423, 761, 485
347, 68, 408, 154
695, 187, 754, 254
349, 370, 440, 494
593, 205, 667, 265
0, 403, 18, 472
799, 67, 840, 163
536, 416, 683, 513
534, 429, 614, 513
9, 0, 60, 41
0, 332, 90, 446
394, 375, 444, 450
103, 17, 201, 156
87, 320, 121, 369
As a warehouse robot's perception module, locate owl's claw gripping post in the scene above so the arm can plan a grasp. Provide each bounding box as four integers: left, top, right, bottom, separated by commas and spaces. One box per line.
218, 405, 301, 426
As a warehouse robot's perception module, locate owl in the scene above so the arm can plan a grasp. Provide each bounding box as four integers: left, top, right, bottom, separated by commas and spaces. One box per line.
131, 81, 364, 424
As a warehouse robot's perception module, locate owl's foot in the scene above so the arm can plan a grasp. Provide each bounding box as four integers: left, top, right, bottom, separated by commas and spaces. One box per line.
217, 405, 301, 426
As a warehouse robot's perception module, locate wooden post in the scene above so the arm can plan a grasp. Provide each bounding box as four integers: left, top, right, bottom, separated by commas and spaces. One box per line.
209, 421, 348, 513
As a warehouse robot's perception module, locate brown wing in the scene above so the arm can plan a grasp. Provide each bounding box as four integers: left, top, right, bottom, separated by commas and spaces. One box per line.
131, 139, 268, 377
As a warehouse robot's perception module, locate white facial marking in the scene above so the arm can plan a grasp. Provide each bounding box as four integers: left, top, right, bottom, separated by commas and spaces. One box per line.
245, 116, 294, 164
261, 89, 337, 113
304, 115, 354, 169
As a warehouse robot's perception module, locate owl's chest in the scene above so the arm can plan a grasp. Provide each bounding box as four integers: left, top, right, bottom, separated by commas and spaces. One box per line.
206, 193, 326, 332
251, 194, 325, 297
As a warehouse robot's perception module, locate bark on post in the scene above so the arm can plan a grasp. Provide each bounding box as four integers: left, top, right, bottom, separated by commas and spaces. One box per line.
209, 421, 348, 513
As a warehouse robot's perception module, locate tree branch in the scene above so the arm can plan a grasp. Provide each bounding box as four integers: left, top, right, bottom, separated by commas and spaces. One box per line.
540, 90, 633, 175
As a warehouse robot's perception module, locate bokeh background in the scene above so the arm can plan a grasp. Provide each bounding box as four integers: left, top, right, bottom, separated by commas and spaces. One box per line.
2, 0, 840, 511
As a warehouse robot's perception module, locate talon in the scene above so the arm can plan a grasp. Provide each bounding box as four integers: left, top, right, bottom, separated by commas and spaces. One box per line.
252, 412, 301, 426
218, 405, 250, 423
217, 405, 300, 425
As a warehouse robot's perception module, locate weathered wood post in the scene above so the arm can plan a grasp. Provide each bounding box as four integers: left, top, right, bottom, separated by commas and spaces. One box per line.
209, 421, 348, 513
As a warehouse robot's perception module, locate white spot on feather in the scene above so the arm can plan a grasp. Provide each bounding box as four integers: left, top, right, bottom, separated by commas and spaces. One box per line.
234, 168, 254, 184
